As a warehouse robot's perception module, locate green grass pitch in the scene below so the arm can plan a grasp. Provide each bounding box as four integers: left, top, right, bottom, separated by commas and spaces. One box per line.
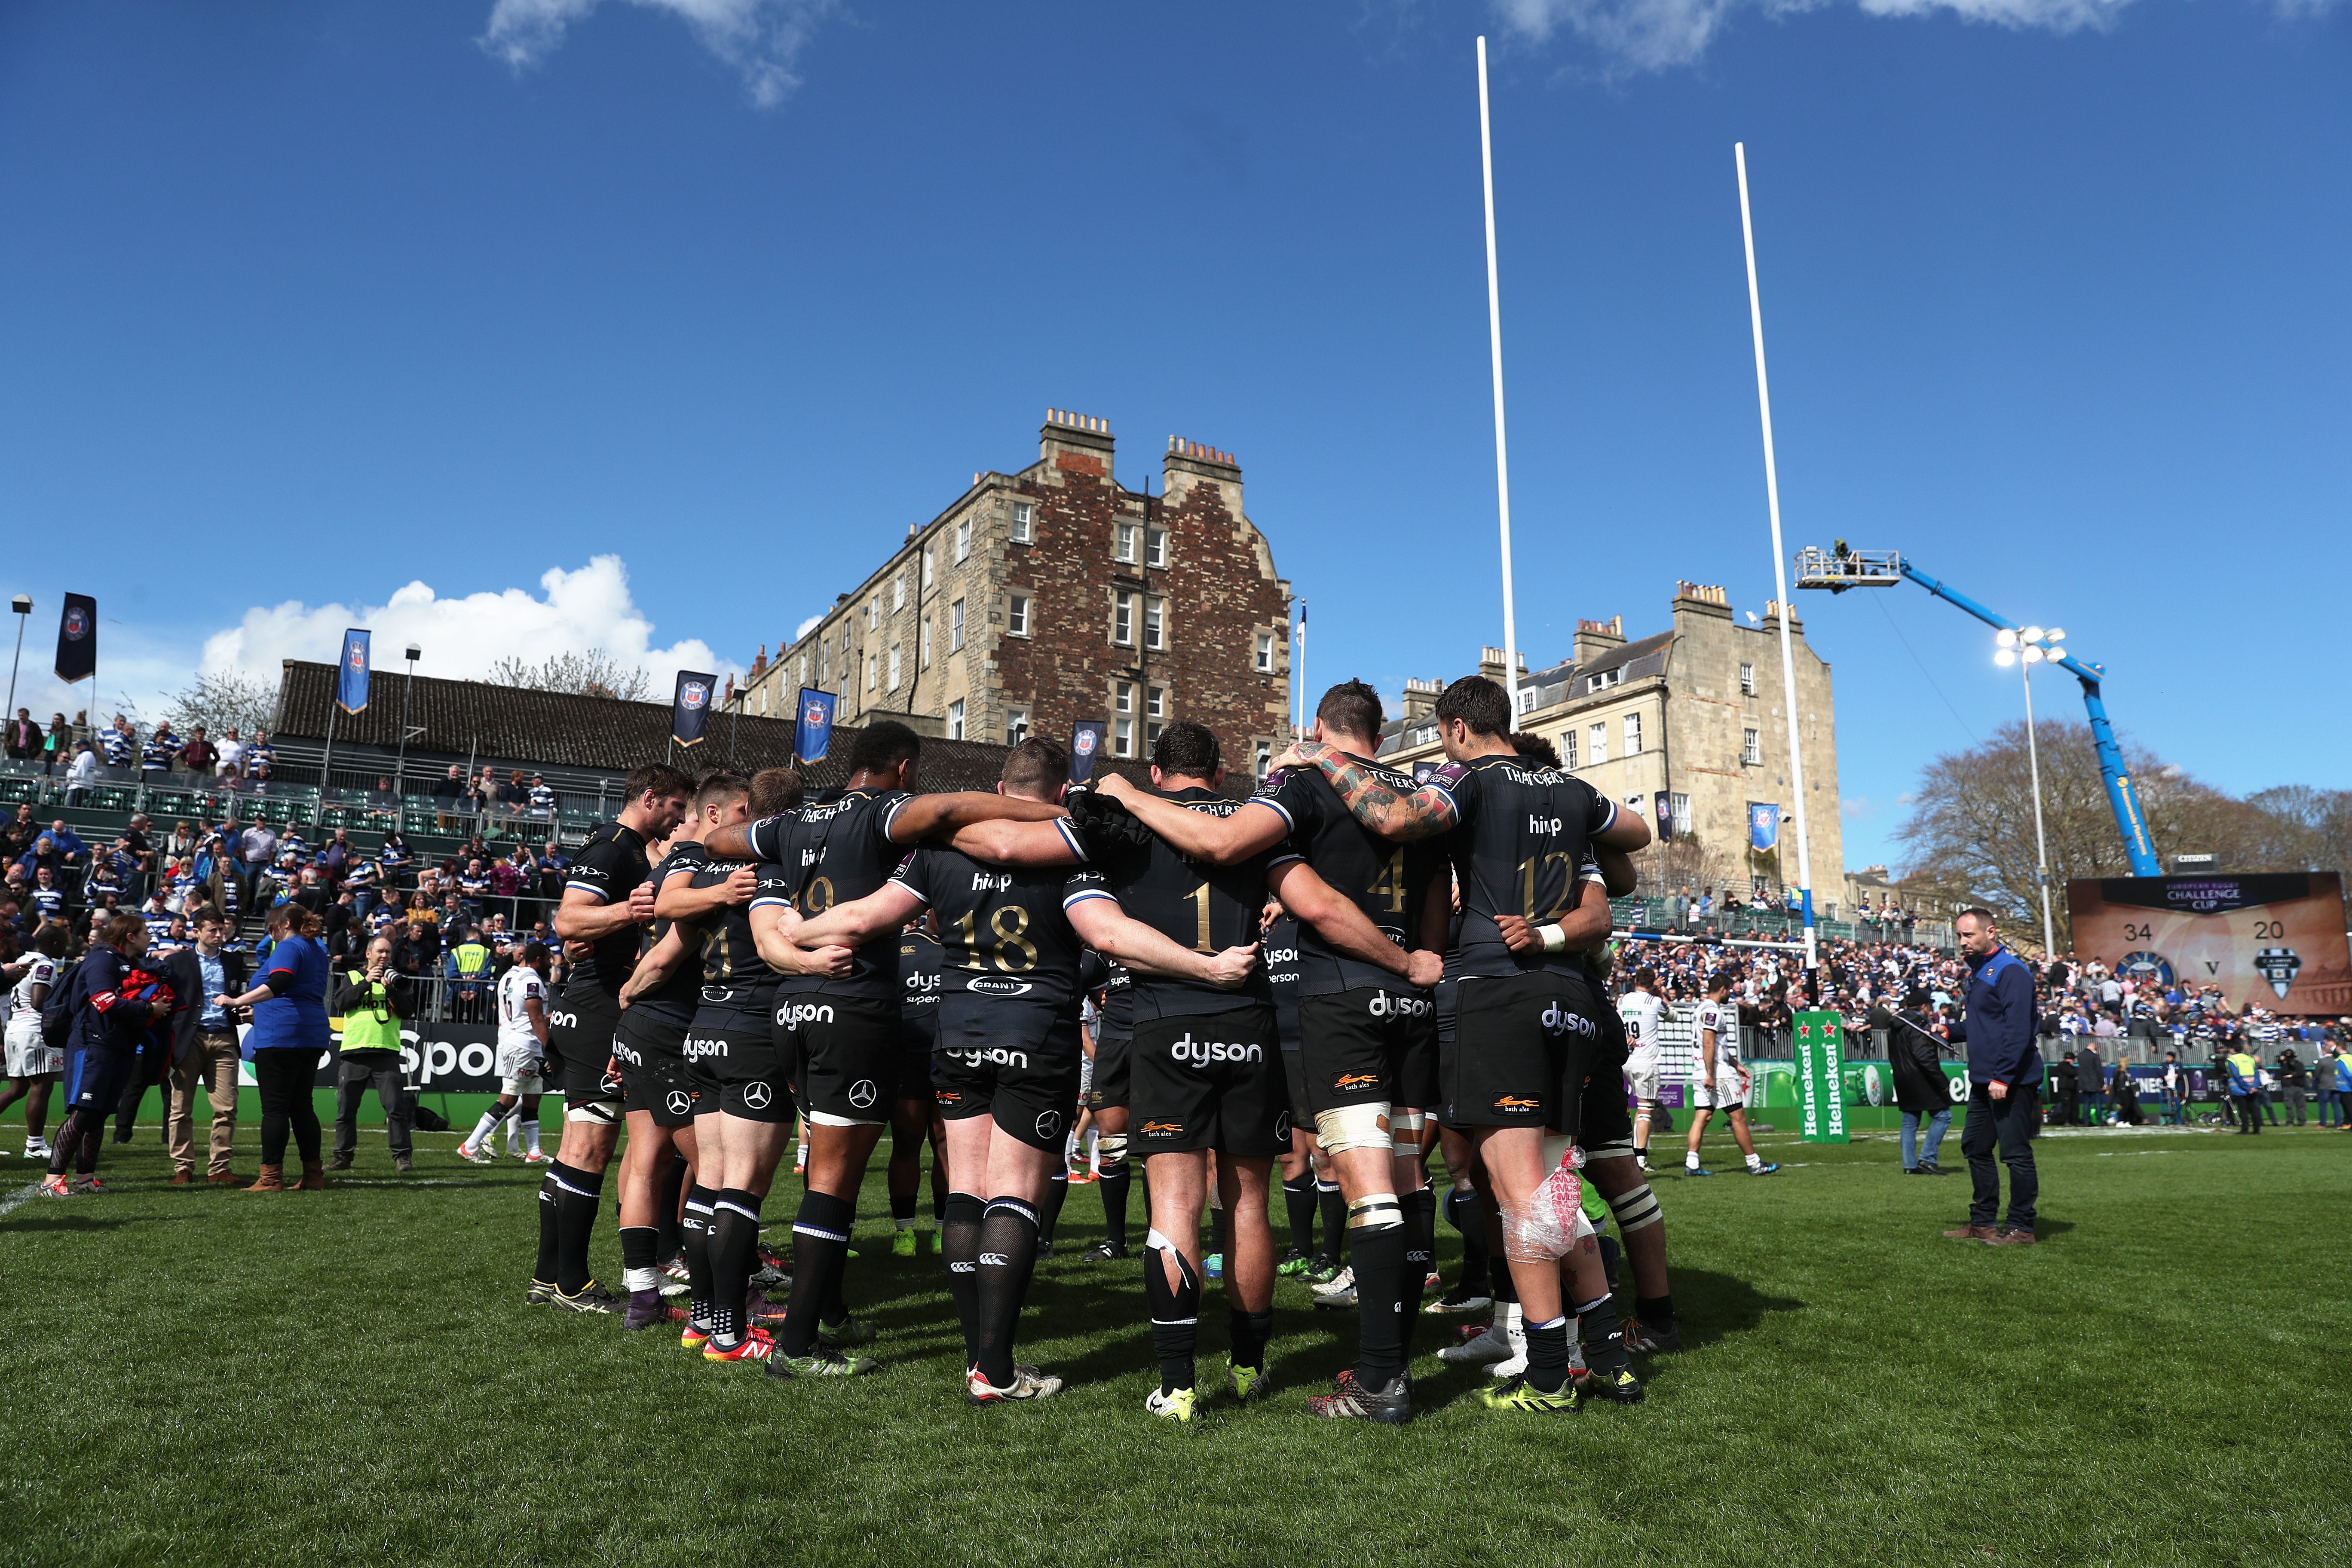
2, 1118, 2345, 1568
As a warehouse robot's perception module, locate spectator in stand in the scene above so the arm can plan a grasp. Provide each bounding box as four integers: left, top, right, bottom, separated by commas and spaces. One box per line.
245, 731, 275, 775
4, 708, 40, 761
162, 908, 247, 1185
317, 828, 352, 889
177, 725, 220, 777
487, 851, 524, 923
329, 933, 414, 1174
527, 773, 555, 814
42, 714, 72, 775
101, 715, 136, 770
446, 924, 495, 1023
217, 902, 332, 1192
215, 727, 245, 775
119, 815, 155, 900
238, 819, 279, 911
377, 830, 412, 894
344, 853, 380, 919
432, 764, 466, 829
141, 721, 178, 776
457, 857, 491, 921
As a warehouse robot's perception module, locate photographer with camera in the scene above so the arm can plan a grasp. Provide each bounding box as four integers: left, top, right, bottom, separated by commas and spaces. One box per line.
329, 933, 416, 1173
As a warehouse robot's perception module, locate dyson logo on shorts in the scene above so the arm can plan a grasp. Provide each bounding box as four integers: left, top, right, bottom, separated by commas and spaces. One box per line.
610, 1039, 645, 1067
1170, 1032, 1263, 1066
683, 1035, 729, 1061
1366, 990, 1430, 1019
776, 1002, 836, 1030
1540, 1002, 1596, 1038
948, 1046, 1030, 1069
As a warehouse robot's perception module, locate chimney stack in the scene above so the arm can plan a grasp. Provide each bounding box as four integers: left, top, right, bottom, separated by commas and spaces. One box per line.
1040, 408, 1115, 483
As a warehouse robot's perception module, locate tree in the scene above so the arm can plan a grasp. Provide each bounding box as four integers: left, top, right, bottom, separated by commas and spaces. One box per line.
164, 670, 276, 737
1896, 720, 2351, 950
486, 650, 652, 702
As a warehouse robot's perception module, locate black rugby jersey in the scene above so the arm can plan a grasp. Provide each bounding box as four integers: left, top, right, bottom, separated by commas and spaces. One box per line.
900, 928, 943, 1041
633, 841, 710, 1019
748, 789, 914, 1002
1093, 785, 1291, 1020
1095, 956, 1132, 1039
690, 853, 776, 1011
890, 846, 1109, 1008
1423, 754, 1615, 980
1252, 756, 1437, 996
1265, 915, 1303, 1051
563, 821, 652, 997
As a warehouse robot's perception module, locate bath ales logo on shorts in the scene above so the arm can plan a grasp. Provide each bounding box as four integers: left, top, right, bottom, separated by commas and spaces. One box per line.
1491, 1093, 1542, 1118
1331, 1072, 1382, 1093
1139, 1118, 1186, 1141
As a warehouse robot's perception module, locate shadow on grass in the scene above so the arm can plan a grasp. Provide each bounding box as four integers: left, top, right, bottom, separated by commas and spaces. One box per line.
1, 1211, 202, 1234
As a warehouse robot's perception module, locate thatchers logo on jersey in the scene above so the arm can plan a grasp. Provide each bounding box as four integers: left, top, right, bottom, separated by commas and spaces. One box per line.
967, 977, 1033, 998
1540, 1002, 1595, 1038
1366, 990, 1430, 1019
1169, 1032, 1262, 1065
776, 1001, 835, 1029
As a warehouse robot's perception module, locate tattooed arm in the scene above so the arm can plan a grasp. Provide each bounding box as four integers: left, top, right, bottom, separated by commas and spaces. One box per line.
1267, 741, 1458, 843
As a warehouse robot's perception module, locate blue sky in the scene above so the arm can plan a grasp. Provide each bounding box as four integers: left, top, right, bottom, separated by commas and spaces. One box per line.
2, 0, 2344, 871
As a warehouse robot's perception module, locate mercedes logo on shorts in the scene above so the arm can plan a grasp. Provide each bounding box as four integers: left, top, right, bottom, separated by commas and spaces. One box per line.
1274, 1109, 1292, 1140
742, 1081, 773, 1110
848, 1079, 879, 1109
665, 1090, 692, 1117
1035, 1110, 1063, 1141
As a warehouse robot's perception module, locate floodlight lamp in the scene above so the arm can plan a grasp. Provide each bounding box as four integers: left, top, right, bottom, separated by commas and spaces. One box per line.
2045, 628, 2065, 644
9, 595, 29, 616
405, 646, 423, 662
2021, 625, 2045, 644
2023, 646, 2045, 664
1996, 628, 2018, 649
1995, 649, 2017, 667
2045, 646, 2065, 664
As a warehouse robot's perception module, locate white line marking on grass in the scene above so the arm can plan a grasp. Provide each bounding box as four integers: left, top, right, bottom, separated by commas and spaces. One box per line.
0, 1180, 45, 1219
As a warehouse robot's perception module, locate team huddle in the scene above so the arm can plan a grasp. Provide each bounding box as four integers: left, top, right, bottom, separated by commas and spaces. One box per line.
513, 674, 1691, 1420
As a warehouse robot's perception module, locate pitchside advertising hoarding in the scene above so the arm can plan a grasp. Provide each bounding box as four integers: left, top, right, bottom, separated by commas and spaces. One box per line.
2066, 873, 2351, 1016
227, 1019, 510, 1095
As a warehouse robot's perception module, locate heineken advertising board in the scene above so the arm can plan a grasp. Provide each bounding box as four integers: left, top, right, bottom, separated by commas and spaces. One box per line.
1792, 1009, 1848, 1143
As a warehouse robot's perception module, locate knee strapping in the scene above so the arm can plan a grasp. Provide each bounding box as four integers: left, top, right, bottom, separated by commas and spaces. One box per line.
1390, 1108, 1426, 1137
1316, 1102, 1392, 1156
565, 1099, 622, 1126
1607, 1182, 1662, 1234
1095, 1132, 1128, 1170
1346, 1191, 1403, 1232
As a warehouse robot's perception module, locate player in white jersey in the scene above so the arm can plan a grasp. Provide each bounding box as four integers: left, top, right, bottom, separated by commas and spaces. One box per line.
460, 942, 554, 1163
1684, 973, 1776, 1177
1, 926, 71, 1158
1616, 968, 1666, 1173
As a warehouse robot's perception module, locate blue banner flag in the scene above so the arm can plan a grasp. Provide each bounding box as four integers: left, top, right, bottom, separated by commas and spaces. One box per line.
1654, 790, 1675, 843
795, 689, 837, 765
671, 669, 715, 747
336, 629, 371, 714
1069, 720, 1107, 784
54, 594, 96, 685
1749, 801, 1780, 852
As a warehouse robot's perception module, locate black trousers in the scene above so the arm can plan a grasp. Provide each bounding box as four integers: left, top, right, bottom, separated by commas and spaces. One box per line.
334, 1051, 412, 1161
111, 1035, 166, 1139
2233, 1094, 2261, 1133
254, 1049, 324, 1166
1963, 1081, 2039, 1231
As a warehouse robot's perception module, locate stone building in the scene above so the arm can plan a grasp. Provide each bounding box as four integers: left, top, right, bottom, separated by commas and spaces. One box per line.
1375, 583, 1850, 910
725, 411, 1294, 778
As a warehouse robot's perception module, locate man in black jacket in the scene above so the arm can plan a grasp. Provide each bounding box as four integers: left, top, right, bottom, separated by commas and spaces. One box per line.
1944, 909, 2044, 1246
1868, 987, 1952, 1174
330, 933, 415, 1172
163, 907, 249, 1185
2050, 1053, 2081, 1128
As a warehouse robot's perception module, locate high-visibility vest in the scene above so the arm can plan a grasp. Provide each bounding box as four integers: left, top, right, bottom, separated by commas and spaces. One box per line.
452, 942, 493, 981
341, 971, 401, 1053
2227, 1052, 2260, 1093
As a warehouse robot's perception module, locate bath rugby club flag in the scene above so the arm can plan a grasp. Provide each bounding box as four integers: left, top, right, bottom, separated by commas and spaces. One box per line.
55, 594, 96, 685
795, 689, 837, 764
671, 670, 716, 747
1654, 790, 1675, 843
1069, 720, 1106, 784
1749, 801, 1780, 852
337, 629, 371, 714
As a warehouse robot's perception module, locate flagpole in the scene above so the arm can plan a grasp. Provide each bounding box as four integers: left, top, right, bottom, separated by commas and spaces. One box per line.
1476, 36, 1522, 719
1296, 599, 1307, 739
1734, 142, 1817, 972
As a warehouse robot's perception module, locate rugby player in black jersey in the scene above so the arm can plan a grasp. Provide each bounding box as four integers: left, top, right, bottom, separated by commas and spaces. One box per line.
787, 736, 1260, 1403
1272, 676, 1656, 1412
1079, 952, 1136, 1259
661, 768, 852, 1366
534, 763, 692, 1313
889, 919, 946, 1256
609, 772, 744, 1332
952, 722, 1419, 1421
1099, 683, 1447, 1421
704, 720, 1066, 1380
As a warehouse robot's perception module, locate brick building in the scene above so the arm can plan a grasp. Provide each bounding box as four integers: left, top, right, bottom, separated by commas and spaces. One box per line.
1376, 583, 1851, 911
725, 411, 1295, 779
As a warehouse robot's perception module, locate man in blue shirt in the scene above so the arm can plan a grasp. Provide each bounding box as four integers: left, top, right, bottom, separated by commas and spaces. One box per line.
1942, 908, 2043, 1246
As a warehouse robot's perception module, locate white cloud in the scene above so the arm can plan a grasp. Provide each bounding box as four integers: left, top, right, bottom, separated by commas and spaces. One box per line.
199, 555, 735, 696
1492, 0, 2335, 74
480, 0, 837, 107
793, 611, 826, 641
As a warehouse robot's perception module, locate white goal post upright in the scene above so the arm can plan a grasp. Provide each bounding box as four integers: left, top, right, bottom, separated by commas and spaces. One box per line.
1734, 142, 1819, 972
1476, 37, 1522, 719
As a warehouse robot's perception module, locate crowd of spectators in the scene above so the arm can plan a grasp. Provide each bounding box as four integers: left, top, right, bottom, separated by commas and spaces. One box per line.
6, 708, 285, 799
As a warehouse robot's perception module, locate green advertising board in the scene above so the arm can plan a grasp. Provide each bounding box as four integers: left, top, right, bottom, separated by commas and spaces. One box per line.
1792, 1009, 1849, 1142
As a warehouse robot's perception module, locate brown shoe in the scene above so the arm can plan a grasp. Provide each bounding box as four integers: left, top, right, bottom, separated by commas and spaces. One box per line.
295, 1161, 327, 1191
325, 1155, 355, 1172
1942, 1224, 1995, 1241
1984, 1227, 2039, 1246
171, 1169, 195, 1186
393, 1155, 413, 1173
245, 1164, 285, 1193
208, 1170, 241, 1185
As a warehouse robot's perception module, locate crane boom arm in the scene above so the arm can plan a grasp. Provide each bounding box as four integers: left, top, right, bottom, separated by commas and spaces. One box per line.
1897, 561, 2159, 877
